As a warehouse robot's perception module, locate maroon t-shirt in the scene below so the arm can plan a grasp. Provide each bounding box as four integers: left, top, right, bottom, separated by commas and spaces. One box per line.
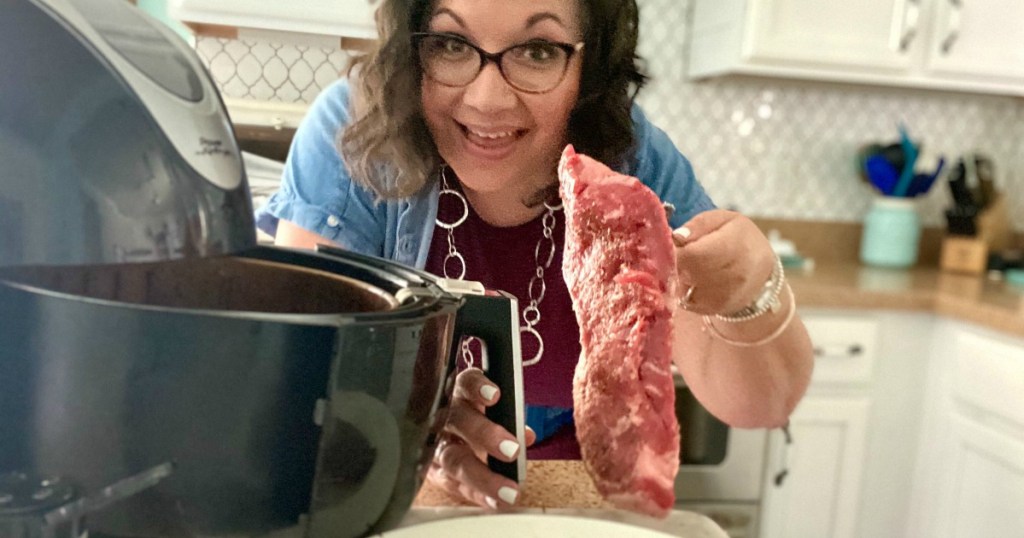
424, 182, 582, 459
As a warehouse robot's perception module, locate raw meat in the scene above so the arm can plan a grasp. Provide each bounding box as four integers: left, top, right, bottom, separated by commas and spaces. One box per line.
558, 145, 680, 518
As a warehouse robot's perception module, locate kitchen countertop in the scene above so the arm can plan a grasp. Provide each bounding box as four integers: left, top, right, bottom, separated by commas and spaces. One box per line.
411, 461, 727, 536
788, 263, 1024, 337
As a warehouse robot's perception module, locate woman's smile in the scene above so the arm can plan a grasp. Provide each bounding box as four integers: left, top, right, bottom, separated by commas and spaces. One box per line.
457, 120, 528, 161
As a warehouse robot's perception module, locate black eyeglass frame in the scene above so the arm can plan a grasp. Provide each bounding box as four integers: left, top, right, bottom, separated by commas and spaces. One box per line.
412, 32, 585, 94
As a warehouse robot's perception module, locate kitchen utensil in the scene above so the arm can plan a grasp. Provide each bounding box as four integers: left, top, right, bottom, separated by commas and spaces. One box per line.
904, 157, 944, 197
864, 155, 900, 195
971, 154, 996, 209
0, 1, 526, 537
856, 143, 884, 184
879, 142, 906, 174
947, 159, 975, 208
891, 124, 920, 197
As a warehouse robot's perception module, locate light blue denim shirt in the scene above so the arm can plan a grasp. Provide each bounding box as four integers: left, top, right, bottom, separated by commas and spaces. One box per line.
256, 79, 715, 267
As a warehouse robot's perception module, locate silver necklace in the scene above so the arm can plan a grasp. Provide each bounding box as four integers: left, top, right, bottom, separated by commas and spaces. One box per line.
435, 166, 561, 367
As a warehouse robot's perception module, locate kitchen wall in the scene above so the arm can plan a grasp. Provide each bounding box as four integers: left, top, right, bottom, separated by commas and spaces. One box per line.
194, 0, 1024, 231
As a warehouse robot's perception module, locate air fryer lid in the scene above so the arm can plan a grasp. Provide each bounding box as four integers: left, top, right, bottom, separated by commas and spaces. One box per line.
0, 0, 255, 270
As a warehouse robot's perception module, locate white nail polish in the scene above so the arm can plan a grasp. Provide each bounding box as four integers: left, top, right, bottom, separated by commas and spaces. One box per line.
674, 226, 692, 240
498, 486, 518, 505
480, 384, 498, 401
485, 496, 498, 509
498, 440, 519, 459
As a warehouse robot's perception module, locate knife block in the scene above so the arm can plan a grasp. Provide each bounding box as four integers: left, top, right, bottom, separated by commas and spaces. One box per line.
939, 194, 1009, 275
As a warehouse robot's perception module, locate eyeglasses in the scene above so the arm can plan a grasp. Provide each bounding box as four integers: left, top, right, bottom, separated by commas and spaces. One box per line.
412, 32, 584, 94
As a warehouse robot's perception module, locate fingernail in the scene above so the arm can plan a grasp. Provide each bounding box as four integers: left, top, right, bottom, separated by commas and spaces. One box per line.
674, 226, 692, 240
498, 486, 518, 505
498, 440, 520, 459
485, 496, 498, 510
480, 384, 498, 401
525, 425, 535, 435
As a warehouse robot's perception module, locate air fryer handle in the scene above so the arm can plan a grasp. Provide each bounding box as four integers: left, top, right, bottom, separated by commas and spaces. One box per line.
448, 290, 526, 484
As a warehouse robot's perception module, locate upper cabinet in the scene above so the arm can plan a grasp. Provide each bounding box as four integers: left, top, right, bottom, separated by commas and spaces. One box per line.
924, 0, 1024, 82
168, 0, 377, 40
689, 0, 1024, 96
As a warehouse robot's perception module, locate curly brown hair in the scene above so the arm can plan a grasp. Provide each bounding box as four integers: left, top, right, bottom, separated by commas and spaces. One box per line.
340, 0, 647, 200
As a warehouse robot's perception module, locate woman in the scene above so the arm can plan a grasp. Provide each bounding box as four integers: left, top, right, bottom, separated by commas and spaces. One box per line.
257, 0, 813, 511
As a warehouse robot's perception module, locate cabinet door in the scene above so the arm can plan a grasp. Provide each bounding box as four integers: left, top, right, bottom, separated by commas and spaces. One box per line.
171, 0, 375, 39
760, 397, 870, 538
928, 415, 1024, 538
746, 0, 918, 71
925, 0, 1024, 82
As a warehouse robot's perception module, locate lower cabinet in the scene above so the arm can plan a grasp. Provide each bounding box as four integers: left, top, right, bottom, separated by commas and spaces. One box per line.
759, 396, 870, 538
907, 319, 1024, 538
927, 414, 1024, 537
767, 311, 1024, 538
759, 309, 883, 538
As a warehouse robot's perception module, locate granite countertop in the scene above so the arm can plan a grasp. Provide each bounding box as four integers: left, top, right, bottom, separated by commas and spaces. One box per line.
788, 264, 1024, 337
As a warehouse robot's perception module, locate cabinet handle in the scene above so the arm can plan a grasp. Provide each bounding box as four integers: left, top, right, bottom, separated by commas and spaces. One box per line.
940, 0, 963, 55
813, 344, 863, 358
773, 421, 793, 488
893, 0, 921, 52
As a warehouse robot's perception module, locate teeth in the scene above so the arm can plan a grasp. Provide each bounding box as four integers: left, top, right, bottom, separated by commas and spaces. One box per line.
469, 129, 515, 140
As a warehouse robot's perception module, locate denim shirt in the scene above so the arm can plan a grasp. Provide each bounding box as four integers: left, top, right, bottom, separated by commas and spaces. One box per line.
256, 79, 715, 262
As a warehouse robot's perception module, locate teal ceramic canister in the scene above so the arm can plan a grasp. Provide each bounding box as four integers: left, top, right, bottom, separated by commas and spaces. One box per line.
860, 196, 921, 268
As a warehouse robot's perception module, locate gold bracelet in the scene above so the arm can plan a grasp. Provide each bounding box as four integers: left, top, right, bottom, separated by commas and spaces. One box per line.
702, 284, 796, 347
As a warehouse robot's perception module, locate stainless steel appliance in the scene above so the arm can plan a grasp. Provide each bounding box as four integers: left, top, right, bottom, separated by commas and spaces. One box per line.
673, 374, 784, 538
0, 1, 526, 537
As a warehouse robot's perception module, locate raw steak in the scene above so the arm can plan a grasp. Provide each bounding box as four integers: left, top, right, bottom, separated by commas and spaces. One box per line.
558, 145, 680, 518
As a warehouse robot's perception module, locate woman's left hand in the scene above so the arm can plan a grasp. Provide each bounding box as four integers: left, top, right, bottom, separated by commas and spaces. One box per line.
425, 368, 536, 509
672, 209, 776, 315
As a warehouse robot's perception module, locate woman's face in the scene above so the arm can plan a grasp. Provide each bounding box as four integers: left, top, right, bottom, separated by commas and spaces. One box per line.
420, 0, 583, 204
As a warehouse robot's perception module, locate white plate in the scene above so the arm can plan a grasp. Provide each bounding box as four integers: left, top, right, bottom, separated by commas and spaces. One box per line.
380, 513, 678, 537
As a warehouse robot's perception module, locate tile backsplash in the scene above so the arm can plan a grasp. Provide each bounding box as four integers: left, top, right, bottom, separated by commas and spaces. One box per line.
195, 0, 1024, 231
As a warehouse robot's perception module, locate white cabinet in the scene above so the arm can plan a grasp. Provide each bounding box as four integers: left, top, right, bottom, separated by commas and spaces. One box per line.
923, 0, 1024, 83
760, 311, 881, 538
760, 396, 870, 538
928, 416, 1024, 537
169, 0, 376, 40
738, 0, 916, 73
761, 310, 935, 538
907, 320, 1024, 538
689, 0, 1024, 96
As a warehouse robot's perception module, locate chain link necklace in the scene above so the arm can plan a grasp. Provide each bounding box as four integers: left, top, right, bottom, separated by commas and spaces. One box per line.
435, 166, 561, 367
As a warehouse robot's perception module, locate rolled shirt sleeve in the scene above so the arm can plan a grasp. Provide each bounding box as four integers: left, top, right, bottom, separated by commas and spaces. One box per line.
627, 105, 716, 229
255, 80, 385, 256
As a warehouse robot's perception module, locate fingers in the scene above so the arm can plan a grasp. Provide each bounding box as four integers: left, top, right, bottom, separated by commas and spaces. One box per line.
453, 367, 501, 409
437, 368, 527, 510
450, 368, 521, 461
433, 438, 521, 509
673, 210, 773, 315
672, 209, 740, 247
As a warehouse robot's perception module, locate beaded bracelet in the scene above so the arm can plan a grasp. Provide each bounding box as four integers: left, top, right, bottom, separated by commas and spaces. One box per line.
702, 283, 796, 348
715, 256, 786, 323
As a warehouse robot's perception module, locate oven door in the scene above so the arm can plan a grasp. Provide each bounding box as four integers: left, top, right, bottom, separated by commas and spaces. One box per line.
671, 374, 769, 537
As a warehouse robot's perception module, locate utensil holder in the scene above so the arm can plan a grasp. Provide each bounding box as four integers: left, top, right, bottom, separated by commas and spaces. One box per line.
860, 197, 921, 268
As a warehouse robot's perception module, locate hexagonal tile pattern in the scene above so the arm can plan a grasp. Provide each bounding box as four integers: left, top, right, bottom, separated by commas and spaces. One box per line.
193, 1, 1024, 231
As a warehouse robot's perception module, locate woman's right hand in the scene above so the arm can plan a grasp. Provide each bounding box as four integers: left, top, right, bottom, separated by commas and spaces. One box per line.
426, 368, 535, 509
